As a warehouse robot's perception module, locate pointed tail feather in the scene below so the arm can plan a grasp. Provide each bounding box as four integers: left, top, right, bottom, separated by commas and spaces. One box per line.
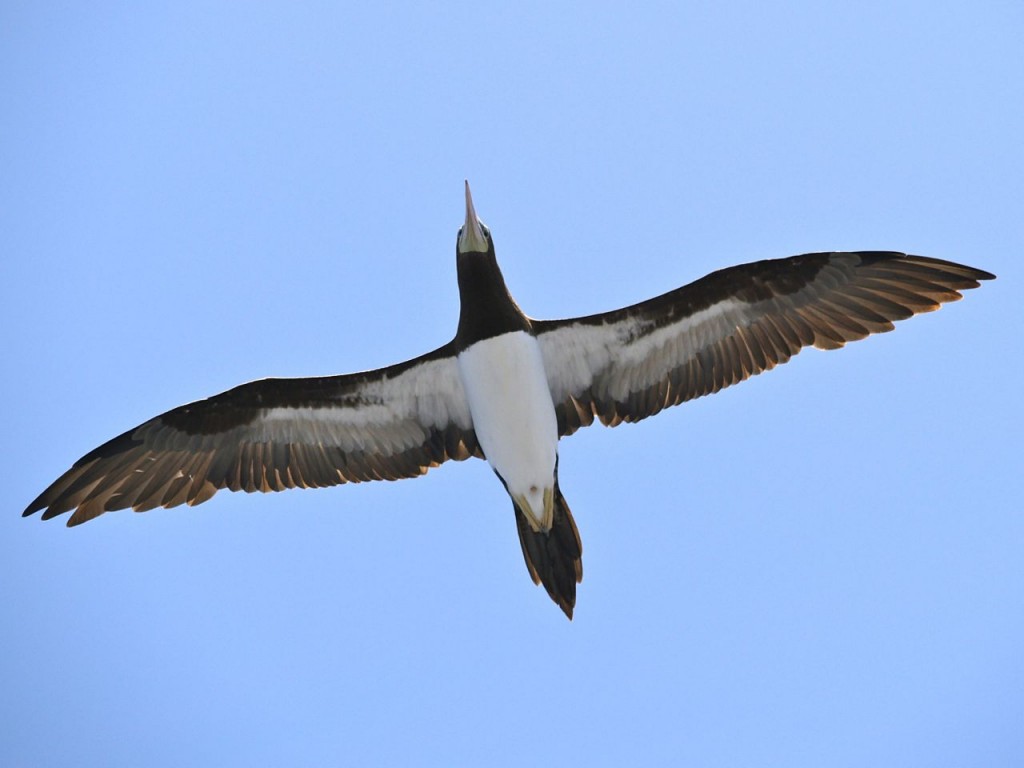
514, 486, 583, 619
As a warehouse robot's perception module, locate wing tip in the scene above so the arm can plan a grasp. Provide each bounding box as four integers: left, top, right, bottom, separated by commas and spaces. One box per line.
23, 494, 57, 521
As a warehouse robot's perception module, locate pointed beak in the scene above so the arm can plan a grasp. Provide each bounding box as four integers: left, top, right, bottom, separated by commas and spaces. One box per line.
459, 180, 488, 254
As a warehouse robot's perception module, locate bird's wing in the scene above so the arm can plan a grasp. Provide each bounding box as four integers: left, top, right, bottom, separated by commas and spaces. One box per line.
534, 252, 993, 437
25, 343, 480, 525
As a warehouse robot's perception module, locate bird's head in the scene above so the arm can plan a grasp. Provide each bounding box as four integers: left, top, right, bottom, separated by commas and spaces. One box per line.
457, 181, 491, 255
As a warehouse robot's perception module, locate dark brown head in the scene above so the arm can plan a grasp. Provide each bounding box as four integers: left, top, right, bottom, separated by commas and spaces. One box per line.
454, 182, 529, 345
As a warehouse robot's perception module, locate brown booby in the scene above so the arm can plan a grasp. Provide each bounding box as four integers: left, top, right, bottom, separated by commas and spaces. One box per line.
24, 183, 994, 618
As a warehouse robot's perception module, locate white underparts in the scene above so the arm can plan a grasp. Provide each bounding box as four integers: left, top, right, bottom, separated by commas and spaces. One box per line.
457, 331, 558, 531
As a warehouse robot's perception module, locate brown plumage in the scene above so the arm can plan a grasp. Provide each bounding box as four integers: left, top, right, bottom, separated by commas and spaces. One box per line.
23, 225, 993, 619
514, 484, 583, 619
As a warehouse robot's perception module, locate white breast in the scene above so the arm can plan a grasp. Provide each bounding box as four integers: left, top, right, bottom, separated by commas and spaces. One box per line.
457, 331, 558, 508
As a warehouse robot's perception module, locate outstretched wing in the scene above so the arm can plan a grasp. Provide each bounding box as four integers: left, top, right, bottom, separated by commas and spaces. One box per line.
534, 252, 993, 437
25, 344, 480, 526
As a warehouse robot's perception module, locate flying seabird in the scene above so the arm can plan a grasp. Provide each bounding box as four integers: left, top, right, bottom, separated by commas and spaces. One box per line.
24, 183, 994, 618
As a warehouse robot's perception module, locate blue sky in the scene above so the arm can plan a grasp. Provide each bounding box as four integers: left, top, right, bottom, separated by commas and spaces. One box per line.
2, 2, 1021, 765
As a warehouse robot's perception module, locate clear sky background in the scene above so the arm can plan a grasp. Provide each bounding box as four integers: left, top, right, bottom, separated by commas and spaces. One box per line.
2, 2, 1021, 766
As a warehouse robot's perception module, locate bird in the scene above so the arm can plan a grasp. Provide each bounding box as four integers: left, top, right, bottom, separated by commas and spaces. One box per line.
24, 182, 994, 618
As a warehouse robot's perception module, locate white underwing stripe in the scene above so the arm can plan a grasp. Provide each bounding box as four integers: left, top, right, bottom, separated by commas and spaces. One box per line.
538, 299, 746, 405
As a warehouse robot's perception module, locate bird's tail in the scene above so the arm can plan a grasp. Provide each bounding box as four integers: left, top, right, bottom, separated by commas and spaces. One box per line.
514, 485, 583, 619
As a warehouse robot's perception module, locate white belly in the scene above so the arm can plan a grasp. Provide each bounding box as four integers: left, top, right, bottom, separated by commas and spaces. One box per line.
457, 331, 558, 521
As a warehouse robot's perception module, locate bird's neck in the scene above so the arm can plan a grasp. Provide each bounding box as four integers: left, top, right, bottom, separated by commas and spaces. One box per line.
456, 250, 530, 346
